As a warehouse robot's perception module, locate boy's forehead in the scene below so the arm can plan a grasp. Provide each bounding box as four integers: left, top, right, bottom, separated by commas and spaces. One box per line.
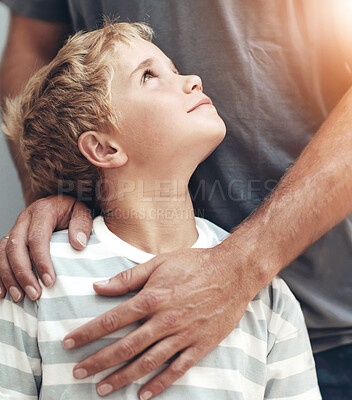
113, 39, 173, 74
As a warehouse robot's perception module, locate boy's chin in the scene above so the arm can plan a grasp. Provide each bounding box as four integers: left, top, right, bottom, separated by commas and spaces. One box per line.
198, 129, 227, 163
206, 119, 226, 144
209, 124, 227, 147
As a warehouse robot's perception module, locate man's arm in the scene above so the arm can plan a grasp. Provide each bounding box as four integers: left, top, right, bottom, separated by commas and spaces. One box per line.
61, 85, 352, 400
231, 85, 352, 278
0, 13, 70, 205
0, 14, 93, 302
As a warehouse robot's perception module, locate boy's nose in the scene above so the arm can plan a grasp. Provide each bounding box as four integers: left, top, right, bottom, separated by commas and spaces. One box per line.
183, 74, 203, 93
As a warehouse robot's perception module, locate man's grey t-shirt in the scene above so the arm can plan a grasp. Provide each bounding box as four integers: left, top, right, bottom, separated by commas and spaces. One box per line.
2, 0, 352, 353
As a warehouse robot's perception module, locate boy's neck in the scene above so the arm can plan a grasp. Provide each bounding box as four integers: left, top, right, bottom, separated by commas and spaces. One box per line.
103, 178, 198, 255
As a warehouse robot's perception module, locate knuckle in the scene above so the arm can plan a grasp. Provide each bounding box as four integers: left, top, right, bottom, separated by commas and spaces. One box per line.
72, 198, 89, 210
118, 340, 136, 360
109, 373, 127, 388
75, 329, 94, 345
71, 212, 91, 227
71, 201, 92, 223
28, 230, 45, 247
16, 209, 30, 225
33, 262, 48, 275
101, 312, 121, 334
151, 379, 167, 394
182, 357, 194, 371
141, 292, 161, 313
171, 358, 193, 378
0, 271, 13, 286
91, 358, 103, 373
140, 354, 159, 374
14, 269, 30, 282
31, 198, 51, 215
119, 269, 133, 287
119, 269, 132, 282
175, 330, 192, 342
160, 311, 181, 331
80, 331, 94, 344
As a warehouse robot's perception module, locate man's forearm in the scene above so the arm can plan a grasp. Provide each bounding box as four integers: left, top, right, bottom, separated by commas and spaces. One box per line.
0, 13, 70, 205
1, 48, 46, 204
220, 85, 352, 287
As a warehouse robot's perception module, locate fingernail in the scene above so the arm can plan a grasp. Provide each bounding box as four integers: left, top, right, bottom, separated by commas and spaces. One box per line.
63, 338, 75, 349
140, 391, 153, 400
73, 368, 88, 379
9, 286, 21, 302
42, 273, 53, 288
97, 384, 113, 396
25, 285, 39, 301
76, 232, 87, 247
94, 279, 110, 287
0, 286, 2, 296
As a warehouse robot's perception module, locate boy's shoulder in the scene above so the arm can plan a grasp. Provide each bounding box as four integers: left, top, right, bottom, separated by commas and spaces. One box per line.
49, 227, 135, 281
51, 228, 97, 243
252, 276, 303, 320
249, 276, 307, 349
50, 228, 100, 248
50, 227, 114, 260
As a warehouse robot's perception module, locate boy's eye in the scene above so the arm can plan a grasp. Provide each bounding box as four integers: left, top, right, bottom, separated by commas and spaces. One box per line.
143, 70, 154, 83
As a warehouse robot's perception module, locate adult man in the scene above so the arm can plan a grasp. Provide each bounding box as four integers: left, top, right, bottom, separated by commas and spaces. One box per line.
1, 1, 352, 399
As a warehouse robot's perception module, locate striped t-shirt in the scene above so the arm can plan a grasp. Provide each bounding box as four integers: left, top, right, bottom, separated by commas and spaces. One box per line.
0, 216, 321, 399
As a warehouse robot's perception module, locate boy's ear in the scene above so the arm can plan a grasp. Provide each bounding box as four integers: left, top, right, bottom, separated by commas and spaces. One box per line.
78, 131, 128, 168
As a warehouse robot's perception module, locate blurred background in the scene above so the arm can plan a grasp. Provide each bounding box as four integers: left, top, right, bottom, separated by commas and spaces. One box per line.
0, 3, 25, 237
0, 0, 351, 239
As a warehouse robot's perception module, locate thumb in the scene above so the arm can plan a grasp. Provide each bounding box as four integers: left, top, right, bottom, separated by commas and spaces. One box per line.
68, 201, 93, 250
93, 256, 161, 296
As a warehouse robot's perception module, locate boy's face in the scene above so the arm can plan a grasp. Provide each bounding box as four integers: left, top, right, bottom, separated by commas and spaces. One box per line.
110, 38, 226, 176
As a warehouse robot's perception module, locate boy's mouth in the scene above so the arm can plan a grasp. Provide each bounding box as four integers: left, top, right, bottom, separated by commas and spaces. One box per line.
187, 97, 214, 113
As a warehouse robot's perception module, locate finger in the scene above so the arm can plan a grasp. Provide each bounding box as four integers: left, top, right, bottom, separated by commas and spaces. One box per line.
95, 336, 184, 397
0, 237, 9, 298
68, 200, 92, 251
27, 200, 58, 288
72, 320, 165, 379
94, 256, 162, 296
29, 196, 87, 285
0, 278, 5, 298
0, 235, 23, 301
4, 211, 42, 300
63, 289, 165, 349
72, 310, 185, 378
139, 346, 201, 400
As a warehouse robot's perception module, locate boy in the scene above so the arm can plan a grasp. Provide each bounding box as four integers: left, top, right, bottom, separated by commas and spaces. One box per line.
0, 22, 321, 399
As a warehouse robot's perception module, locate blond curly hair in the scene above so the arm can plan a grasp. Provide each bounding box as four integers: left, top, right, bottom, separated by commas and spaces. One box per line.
2, 21, 153, 208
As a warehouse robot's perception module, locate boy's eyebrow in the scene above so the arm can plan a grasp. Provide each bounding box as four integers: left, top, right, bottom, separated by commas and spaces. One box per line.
130, 58, 153, 78
129, 57, 179, 78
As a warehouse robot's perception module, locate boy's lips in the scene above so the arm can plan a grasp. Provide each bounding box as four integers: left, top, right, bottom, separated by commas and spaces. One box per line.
187, 97, 214, 113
